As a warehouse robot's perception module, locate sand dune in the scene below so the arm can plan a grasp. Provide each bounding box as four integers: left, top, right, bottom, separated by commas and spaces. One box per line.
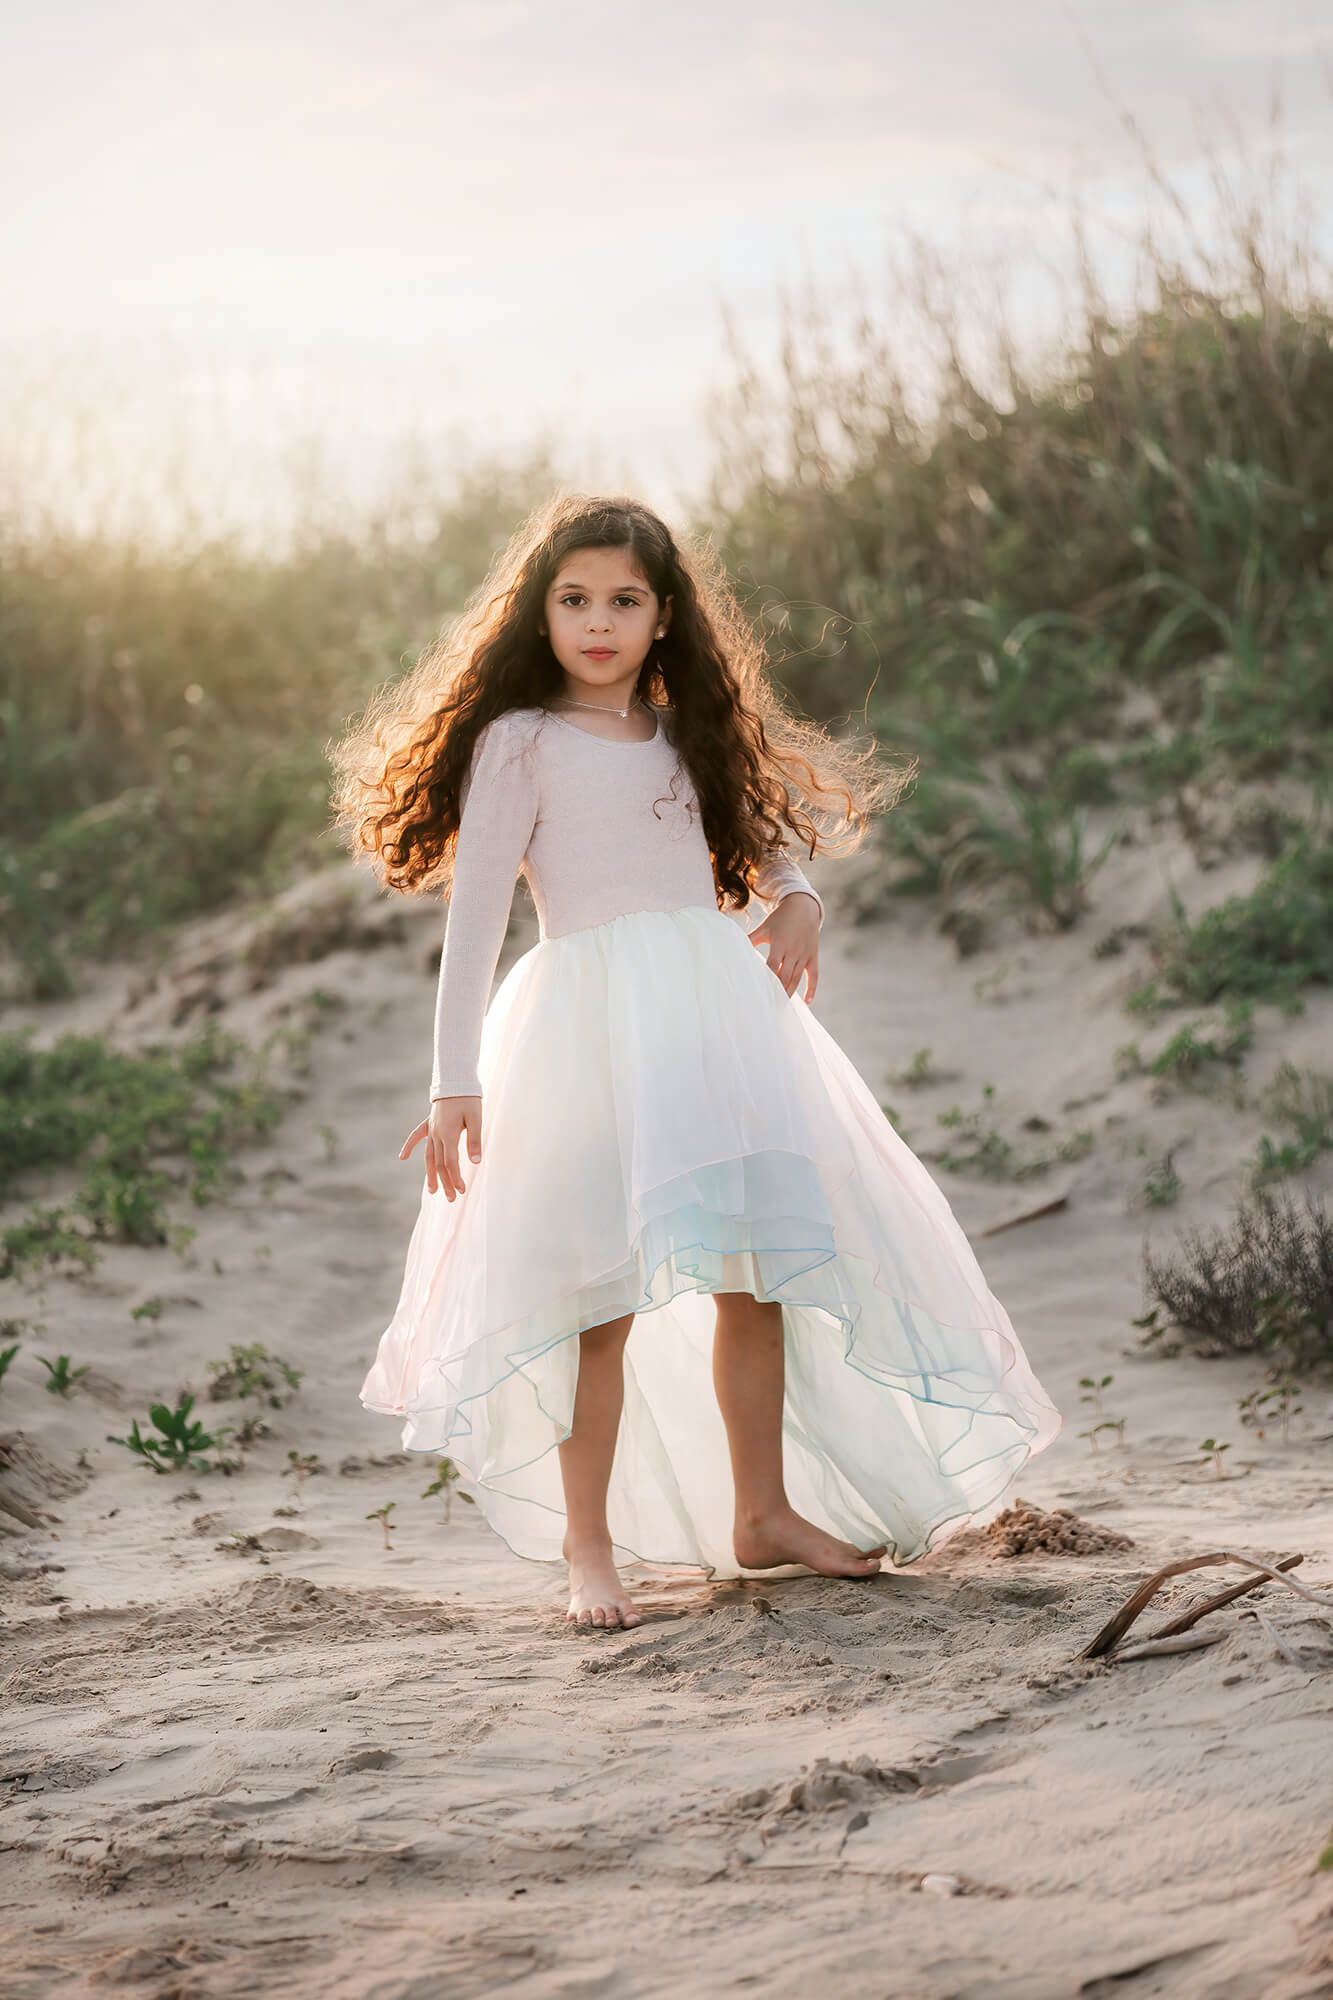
2, 840, 1331, 1998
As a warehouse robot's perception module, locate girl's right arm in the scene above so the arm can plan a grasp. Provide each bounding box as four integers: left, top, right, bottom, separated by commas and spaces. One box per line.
401, 713, 540, 1200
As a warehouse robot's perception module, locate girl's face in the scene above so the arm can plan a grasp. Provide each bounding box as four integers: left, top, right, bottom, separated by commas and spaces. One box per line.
541, 545, 672, 699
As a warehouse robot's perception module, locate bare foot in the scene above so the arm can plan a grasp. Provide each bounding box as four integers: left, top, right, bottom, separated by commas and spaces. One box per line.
734, 1507, 887, 1578
564, 1537, 642, 1630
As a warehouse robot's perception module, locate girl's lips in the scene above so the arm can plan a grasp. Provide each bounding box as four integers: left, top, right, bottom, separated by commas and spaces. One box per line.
583, 648, 615, 658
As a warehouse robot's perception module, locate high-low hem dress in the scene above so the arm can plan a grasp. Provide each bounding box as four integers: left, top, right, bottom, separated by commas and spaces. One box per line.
359, 702, 1063, 1578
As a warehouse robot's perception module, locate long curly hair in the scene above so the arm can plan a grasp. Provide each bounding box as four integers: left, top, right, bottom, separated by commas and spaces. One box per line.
329, 491, 911, 912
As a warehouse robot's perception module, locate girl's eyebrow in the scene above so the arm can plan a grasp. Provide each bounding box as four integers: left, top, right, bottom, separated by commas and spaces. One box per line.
552, 578, 647, 594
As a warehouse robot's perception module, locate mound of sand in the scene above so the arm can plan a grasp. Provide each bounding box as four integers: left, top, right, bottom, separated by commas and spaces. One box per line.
984, 1496, 1136, 1557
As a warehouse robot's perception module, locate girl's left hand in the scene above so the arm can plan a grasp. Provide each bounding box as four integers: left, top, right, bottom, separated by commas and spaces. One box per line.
749, 891, 820, 1002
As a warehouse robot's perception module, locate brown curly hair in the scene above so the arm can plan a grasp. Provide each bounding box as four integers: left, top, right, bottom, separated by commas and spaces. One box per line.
328, 491, 911, 912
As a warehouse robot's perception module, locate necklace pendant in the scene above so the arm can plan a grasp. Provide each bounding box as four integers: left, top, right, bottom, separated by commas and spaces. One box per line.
558, 695, 641, 719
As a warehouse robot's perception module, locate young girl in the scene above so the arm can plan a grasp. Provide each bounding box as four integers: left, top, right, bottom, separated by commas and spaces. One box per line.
335, 493, 1062, 1630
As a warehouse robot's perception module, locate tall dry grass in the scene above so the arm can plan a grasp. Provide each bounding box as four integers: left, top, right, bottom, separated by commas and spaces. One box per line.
3, 143, 1332, 996
701, 149, 1333, 774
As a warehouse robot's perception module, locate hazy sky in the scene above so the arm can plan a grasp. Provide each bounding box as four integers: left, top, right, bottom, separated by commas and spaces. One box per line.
4, 0, 1331, 531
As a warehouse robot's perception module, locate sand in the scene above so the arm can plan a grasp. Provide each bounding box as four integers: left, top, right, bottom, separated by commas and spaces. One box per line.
2, 821, 1332, 2000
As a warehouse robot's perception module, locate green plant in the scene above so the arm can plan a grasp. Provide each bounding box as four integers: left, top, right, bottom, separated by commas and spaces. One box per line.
1141, 1152, 1182, 1208
1148, 1004, 1254, 1090
0, 1023, 293, 1278
206, 1341, 303, 1407
422, 1456, 475, 1524
1128, 836, 1333, 1015
108, 1391, 233, 1475
283, 1449, 324, 1497
1237, 1380, 1303, 1442
366, 1500, 397, 1549
1249, 1063, 1333, 1189
889, 745, 1123, 932
38, 1354, 89, 1397
1197, 1436, 1232, 1479
0, 1206, 100, 1281
1079, 1373, 1113, 1419
130, 1298, 165, 1323
0, 1340, 21, 1386
892, 1047, 954, 1089
934, 1087, 1093, 1181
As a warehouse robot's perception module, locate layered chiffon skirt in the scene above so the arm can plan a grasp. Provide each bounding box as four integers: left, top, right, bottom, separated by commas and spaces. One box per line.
360, 903, 1063, 1577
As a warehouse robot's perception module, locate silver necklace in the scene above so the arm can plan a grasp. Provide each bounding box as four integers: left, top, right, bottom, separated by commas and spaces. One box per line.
553, 695, 646, 720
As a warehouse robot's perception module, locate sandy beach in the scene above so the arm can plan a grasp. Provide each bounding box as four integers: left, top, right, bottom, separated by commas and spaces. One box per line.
3, 831, 1331, 2000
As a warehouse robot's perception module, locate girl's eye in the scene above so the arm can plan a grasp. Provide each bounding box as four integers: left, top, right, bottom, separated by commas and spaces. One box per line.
557, 594, 643, 608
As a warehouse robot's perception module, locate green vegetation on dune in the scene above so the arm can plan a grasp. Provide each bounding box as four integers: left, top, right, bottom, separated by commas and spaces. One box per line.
1128, 834, 1333, 1014
0, 464, 555, 994
0, 1020, 291, 1279
704, 272, 1333, 780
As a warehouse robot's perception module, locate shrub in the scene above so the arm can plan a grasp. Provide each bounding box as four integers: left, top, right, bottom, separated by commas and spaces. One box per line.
1139, 1188, 1333, 1372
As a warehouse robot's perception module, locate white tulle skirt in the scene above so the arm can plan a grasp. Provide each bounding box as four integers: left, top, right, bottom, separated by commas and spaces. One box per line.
360, 903, 1063, 1577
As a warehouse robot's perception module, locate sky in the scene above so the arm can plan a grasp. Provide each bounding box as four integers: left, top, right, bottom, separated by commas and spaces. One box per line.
3, 0, 1331, 538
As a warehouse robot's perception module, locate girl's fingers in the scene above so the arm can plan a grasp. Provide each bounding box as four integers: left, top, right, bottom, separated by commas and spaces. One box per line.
463, 1102, 484, 1165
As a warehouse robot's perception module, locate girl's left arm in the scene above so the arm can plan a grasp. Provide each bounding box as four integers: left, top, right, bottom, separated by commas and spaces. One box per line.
750, 840, 824, 928
747, 833, 823, 1002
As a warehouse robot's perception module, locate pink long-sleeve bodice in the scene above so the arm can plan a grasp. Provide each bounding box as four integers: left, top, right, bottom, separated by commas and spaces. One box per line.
429, 702, 824, 1099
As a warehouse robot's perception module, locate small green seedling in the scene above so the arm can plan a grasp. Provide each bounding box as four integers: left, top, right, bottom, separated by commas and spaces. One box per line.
367, 1501, 397, 1549
130, 1298, 165, 1323
1079, 1374, 1113, 1419
1237, 1381, 1304, 1443
1198, 1437, 1232, 1479
1078, 1420, 1121, 1455
39, 1354, 90, 1397
422, 1456, 476, 1524
316, 1122, 340, 1163
894, 1048, 955, 1089
0, 1341, 21, 1387
108, 1392, 232, 1475
283, 1449, 324, 1498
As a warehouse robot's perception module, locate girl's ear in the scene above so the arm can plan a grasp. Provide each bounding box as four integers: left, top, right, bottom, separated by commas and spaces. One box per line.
656, 593, 673, 639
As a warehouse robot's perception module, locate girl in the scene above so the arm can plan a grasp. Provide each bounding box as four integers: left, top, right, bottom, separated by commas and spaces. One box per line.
334, 493, 1062, 1631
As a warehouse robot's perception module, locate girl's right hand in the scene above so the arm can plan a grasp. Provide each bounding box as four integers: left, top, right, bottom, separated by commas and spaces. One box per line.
400, 1095, 483, 1200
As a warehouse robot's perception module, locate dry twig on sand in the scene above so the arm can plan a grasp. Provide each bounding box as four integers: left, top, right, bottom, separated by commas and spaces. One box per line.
1111, 1631, 1228, 1663
1240, 1603, 1307, 1668
1077, 1550, 1325, 1662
